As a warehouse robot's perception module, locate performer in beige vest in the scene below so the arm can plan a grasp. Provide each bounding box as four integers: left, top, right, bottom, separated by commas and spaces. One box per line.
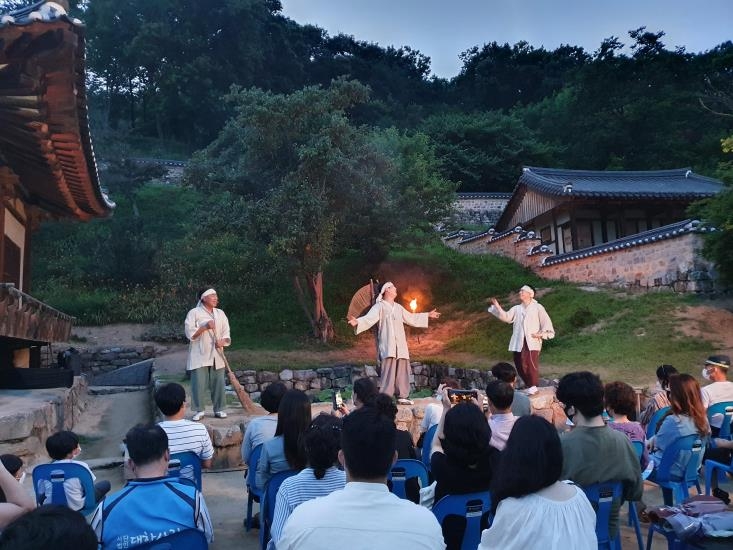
349, 282, 440, 404
185, 288, 231, 420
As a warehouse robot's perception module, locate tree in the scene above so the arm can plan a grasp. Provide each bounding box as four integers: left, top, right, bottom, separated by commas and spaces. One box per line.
186, 79, 455, 341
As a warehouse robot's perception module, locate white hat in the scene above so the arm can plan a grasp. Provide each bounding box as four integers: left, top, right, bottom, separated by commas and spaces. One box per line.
519, 285, 535, 298
376, 282, 395, 302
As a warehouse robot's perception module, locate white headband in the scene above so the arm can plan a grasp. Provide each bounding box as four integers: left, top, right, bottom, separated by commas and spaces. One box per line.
200, 288, 216, 301
519, 285, 535, 298
376, 282, 395, 302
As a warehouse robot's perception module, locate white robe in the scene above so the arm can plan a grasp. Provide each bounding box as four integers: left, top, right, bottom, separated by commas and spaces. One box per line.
185, 305, 231, 370
355, 301, 428, 362
488, 299, 554, 352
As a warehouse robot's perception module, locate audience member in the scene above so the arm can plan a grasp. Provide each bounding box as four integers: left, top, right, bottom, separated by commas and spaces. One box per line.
0, 455, 24, 503
557, 371, 642, 535
0, 458, 34, 529
41, 431, 110, 511
155, 382, 214, 469
276, 406, 444, 550
0, 505, 96, 550
491, 362, 531, 416
431, 390, 495, 550
485, 380, 517, 451
639, 364, 677, 430
91, 424, 212, 548
241, 382, 286, 464
700, 355, 733, 432
336, 377, 379, 416
418, 378, 459, 447
478, 415, 596, 550
255, 389, 311, 491
648, 374, 710, 478
268, 413, 346, 547
605, 381, 649, 467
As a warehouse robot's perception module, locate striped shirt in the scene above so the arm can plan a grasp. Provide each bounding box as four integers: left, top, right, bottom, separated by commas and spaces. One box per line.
159, 419, 214, 461
268, 467, 346, 546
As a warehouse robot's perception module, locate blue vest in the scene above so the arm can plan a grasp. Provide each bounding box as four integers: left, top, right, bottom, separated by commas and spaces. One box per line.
99, 477, 199, 548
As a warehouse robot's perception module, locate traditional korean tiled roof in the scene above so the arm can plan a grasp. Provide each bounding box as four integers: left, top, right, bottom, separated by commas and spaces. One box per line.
456, 192, 512, 199
458, 228, 492, 244
541, 219, 713, 266
0, 1, 114, 220
519, 167, 723, 199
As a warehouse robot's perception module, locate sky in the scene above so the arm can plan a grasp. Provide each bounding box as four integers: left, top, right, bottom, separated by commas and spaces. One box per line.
280, 0, 733, 78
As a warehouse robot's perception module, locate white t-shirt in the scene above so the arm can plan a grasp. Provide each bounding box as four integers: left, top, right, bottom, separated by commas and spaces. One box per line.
41, 459, 96, 511
159, 419, 214, 460
701, 380, 733, 428
420, 402, 442, 432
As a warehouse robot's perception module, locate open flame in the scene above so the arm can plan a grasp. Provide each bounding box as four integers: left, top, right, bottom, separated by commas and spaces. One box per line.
409, 298, 417, 313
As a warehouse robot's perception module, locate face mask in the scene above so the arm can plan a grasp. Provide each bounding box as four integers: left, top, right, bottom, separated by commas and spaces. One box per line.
702, 368, 712, 381
18, 472, 26, 485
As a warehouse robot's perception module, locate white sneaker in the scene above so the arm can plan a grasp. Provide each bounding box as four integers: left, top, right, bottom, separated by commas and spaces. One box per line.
192, 411, 205, 421
525, 386, 539, 395
214, 411, 228, 418
397, 398, 414, 405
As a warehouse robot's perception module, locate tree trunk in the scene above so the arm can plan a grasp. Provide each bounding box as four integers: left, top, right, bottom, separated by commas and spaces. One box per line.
309, 271, 335, 343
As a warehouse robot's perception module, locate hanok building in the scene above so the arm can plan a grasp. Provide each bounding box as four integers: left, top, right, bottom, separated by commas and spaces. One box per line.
495, 167, 723, 255
0, 1, 113, 387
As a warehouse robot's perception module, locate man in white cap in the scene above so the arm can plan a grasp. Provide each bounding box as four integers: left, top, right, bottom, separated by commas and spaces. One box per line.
701, 354, 733, 432
184, 288, 231, 420
348, 282, 440, 405
488, 285, 554, 393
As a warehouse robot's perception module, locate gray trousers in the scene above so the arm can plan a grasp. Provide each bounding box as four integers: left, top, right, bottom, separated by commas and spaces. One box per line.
379, 357, 410, 399
190, 364, 226, 412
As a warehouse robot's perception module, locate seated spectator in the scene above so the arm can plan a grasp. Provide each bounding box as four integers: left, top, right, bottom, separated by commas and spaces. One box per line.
276, 406, 444, 550
155, 382, 214, 470
0, 457, 34, 529
605, 381, 649, 467
91, 424, 213, 548
268, 413, 346, 547
700, 355, 733, 433
370, 393, 419, 502
431, 388, 496, 550
0, 505, 96, 550
241, 382, 286, 465
40, 431, 110, 512
0, 454, 24, 503
491, 362, 531, 416
336, 377, 379, 416
639, 364, 677, 431
478, 415, 596, 550
255, 389, 311, 491
485, 380, 517, 451
557, 371, 642, 535
417, 377, 459, 449
648, 374, 710, 478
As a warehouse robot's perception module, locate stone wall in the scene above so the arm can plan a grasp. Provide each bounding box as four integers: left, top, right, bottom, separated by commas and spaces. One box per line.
52, 345, 159, 376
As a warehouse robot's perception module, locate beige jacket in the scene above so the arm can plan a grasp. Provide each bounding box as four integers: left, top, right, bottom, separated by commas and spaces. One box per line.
488, 299, 554, 352
355, 301, 428, 361
185, 305, 231, 370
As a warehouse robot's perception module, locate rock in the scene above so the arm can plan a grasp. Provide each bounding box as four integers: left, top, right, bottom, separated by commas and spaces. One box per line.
279, 369, 293, 381
257, 371, 278, 383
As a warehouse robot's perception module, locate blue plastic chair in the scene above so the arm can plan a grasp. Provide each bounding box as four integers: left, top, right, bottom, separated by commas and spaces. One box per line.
244, 444, 263, 532
706, 401, 733, 439
582, 482, 623, 550
422, 424, 438, 471
704, 452, 733, 496
432, 491, 492, 550
135, 528, 208, 549
645, 406, 671, 439
388, 459, 429, 500
32, 462, 97, 516
647, 434, 703, 506
259, 469, 296, 550
168, 451, 203, 492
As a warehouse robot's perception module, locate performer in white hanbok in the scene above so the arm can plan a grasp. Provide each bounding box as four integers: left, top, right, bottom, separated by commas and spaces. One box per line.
349, 282, 440, 404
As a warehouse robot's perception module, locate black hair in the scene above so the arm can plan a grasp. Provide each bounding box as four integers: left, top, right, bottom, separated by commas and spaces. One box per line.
302, 413, 342, 480
491, 415, 562, 512
490, 362, 517, 384
0, 505, 97, 550
275, 390, 311, 471
45, 431, 79, 460
370, 393, 398, 421
125, 424, 168, 467
154, 382, 186, 416
261, 382, 287, 414
353, 377, 378, 407
440, 402, 491, 467
556, 371, 605, 418
604, 381, 637, 418
0, 454, 22, 477
656, 364, 678, 390
485, 380, 514, 411
341, 406, 396, 479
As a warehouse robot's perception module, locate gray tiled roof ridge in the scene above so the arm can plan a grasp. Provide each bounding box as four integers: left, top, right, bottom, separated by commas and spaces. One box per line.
542, 218, 710, 266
